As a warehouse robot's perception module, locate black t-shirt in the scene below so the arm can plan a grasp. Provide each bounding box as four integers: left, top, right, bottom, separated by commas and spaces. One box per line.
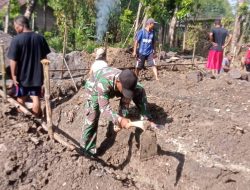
7, 32, 51, 87
211, 27, 229, 51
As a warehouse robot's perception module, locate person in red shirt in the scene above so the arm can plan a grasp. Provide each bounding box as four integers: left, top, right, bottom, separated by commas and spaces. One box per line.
241, 44, 250, 72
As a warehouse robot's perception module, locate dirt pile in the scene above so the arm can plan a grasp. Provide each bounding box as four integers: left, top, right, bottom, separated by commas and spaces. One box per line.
1, 42, 250, 189
106, 47, 135, 68
2, 66, 250, 189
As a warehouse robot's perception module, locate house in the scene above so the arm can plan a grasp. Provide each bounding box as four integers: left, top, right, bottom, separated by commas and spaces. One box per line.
1, 0, 56, 31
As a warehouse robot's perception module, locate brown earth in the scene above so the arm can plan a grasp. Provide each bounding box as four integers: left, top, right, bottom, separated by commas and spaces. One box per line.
1, 33, 250, 189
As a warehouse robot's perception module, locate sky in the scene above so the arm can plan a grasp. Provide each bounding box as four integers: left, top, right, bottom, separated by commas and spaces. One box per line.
228, 0, 237, 13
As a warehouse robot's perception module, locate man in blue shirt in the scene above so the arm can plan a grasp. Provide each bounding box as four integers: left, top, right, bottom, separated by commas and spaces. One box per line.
133, 18, 159, 80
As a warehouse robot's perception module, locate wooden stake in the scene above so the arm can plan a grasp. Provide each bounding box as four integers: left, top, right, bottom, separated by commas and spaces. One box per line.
0, 44, 7, 101
61, 23, 67, 79
41, 59, 53, 140
104, 32, 109, 60
192, 42, 197, 64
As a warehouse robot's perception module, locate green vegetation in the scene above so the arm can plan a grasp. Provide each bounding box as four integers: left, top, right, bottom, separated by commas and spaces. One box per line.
1, 0, 249, 53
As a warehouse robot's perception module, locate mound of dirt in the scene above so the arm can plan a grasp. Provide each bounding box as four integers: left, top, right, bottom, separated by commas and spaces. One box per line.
1, 32, 250, 189
106, 47, 135, 68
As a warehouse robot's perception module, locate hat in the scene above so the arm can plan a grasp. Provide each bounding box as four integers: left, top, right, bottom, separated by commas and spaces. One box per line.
95, 48, 106, 60
119, 69, 138, 99
146, 18, 157, 25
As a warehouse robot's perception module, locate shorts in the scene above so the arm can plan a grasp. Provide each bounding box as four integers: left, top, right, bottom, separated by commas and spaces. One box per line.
136, 53, 156, 69
245, 64, 250, 72
13, 85, 41, 97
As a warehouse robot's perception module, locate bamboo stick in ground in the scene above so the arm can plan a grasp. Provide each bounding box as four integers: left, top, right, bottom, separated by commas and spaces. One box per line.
63, 58, 78, 91
0, 44, 7, 101
0, 89, 75, 150
41, 59, 54, 140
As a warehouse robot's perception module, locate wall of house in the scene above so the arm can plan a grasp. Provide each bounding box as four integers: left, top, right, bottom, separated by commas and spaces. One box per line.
20, 5, 56, 31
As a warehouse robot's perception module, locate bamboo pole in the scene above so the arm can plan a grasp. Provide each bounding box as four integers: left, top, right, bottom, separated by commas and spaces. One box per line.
192, 42, 197, 64
0, 89, 75, 150
122, 21, 136, 48
0, 44, 7, 101
41, 59, 53, 140
0, 89, 32, 115
48, 62, 201, 73
63, 58, 78, 91
104, 31, 109, 60
61, 22, 67, 79
134, 2, 142, 37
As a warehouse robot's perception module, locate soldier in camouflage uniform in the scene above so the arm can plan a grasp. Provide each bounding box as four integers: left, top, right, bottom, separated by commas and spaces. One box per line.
82, 67, 152, 155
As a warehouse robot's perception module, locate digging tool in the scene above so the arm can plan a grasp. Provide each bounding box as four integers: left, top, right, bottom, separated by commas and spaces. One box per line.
41, 59, 54, 140
126, 120, 162, 160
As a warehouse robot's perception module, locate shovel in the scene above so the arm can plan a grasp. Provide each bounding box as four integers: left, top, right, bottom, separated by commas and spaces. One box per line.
126, 120, 164, 160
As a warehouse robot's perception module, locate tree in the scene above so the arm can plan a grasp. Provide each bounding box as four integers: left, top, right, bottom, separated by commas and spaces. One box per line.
24, 0, 37, 19
230, 0, 249, 52
4, 0, 10, 33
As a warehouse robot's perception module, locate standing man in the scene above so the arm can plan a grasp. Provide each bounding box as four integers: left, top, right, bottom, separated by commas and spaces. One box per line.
82, 68, 153, 156
8, 15, 51, 116
133, 18, 159, 80
206, 19, 232, 77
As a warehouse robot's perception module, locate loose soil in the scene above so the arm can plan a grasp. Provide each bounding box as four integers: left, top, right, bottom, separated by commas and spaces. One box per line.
1, 42, 250, 189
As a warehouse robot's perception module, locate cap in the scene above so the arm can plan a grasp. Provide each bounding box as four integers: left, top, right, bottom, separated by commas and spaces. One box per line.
146, 18, 157, 25
119, 69, 138, 99
95, 48, 106, 60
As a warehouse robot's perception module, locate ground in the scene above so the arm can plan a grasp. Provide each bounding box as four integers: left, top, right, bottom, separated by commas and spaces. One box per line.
1, 48, 250, 190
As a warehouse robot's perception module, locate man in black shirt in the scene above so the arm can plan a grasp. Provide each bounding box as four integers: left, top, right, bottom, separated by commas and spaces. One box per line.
8, 15, 51, 116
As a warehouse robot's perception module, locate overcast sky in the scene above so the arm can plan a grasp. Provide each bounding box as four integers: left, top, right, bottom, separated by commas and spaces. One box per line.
228, 0, 237, 6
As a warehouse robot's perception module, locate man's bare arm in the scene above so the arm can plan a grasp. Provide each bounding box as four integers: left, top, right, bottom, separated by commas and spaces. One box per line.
133, 40, 138, 57
223, 34, 233, 49
9, 59, 18, 85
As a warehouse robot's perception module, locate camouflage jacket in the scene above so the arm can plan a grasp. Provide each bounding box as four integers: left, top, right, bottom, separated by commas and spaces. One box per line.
85, 67, 123, 124
85, 67, 151, 125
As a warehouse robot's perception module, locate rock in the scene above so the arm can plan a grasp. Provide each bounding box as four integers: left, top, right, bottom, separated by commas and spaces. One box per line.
166, 51, 178, 57
186, 71, 203, 83
0, 143, 7, 152
4, 161, 14, 175
30, 137, 40, 145
229, 69, 242, 79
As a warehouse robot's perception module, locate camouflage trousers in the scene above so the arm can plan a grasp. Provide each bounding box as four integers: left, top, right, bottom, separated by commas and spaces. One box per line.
81, 83, 151, 153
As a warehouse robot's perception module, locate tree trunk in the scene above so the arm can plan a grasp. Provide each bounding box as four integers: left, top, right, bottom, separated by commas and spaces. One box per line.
24, 0, 37, 19
134, 2, 142, 37
4, 0, 10, 33
163, 23, 168, 45
31, 13, 35, 31
230, 0, 245, 52
142, 7, 149, 28
43, 0, 47, 31
159, 25, 164, 45
168, 8, 178, 48
236, 13, 250, 56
